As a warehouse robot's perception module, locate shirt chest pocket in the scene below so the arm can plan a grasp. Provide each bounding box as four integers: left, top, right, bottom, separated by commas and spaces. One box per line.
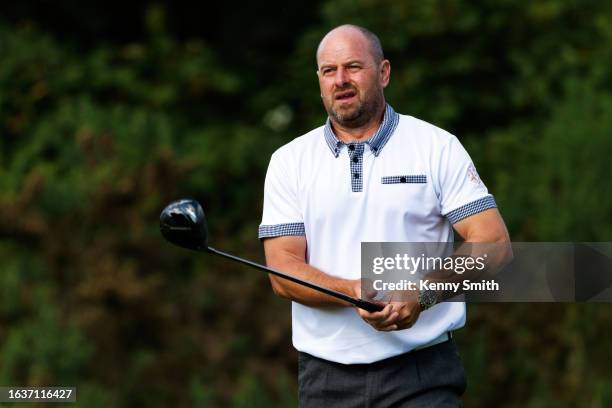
381, 174, 427, 184
376, 174, 437, 219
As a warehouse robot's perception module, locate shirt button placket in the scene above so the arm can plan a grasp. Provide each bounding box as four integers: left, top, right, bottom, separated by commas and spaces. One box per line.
348, 144, 364, 192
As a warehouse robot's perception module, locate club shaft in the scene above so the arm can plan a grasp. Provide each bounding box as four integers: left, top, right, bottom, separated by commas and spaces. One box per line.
206, 247, 383, 312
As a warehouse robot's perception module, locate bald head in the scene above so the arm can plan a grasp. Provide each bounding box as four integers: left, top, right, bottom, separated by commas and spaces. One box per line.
315, 24, 390, 131
316, 25, 384, 67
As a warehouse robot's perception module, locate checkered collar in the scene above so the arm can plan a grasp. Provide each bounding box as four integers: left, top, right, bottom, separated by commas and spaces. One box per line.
323, 104, 399, 158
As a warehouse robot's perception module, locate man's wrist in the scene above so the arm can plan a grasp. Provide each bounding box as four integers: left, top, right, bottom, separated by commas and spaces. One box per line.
417, 289, 438, 311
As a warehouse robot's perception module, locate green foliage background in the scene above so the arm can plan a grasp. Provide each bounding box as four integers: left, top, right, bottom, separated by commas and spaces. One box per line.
1, 1, 612, 406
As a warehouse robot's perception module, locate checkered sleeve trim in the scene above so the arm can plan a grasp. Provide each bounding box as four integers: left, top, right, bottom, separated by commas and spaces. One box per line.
445, 195, 497, 224
381, 175, 427, 184
258, 223, 306, 239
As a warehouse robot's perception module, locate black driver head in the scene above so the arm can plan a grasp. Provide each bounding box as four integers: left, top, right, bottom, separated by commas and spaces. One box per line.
160, 199, 208, 251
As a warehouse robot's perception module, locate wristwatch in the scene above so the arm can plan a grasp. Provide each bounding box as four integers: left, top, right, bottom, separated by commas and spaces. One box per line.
418, 289, 438, 311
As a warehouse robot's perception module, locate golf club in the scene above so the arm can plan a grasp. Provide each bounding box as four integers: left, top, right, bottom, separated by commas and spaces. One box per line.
159, 198, 384, 312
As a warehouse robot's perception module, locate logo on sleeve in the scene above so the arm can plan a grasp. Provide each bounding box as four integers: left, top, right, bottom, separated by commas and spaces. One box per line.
467, 164, 482, 186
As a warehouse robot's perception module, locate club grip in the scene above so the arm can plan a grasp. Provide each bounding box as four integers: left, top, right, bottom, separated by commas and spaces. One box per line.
355, 299, 385, 313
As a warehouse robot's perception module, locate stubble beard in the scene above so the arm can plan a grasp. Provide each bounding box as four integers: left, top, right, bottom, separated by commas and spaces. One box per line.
326, 90, 383, 129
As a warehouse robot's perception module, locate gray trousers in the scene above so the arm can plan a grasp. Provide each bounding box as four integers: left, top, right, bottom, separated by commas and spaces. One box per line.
298, 339, 466, 407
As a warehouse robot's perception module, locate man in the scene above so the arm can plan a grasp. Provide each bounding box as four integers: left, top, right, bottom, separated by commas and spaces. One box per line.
259, 24, 510, 407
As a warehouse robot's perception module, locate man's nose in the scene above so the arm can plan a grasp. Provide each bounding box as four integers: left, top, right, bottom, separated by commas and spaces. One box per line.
334, 67, 349, 87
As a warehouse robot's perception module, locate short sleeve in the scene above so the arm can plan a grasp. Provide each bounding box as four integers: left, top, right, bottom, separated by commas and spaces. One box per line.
258, 150, 305, 239
437, 135, 497, 224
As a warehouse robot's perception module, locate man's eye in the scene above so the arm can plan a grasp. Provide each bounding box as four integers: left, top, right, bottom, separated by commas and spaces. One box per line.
348, 65, 361, 72
322, 68, 335, 75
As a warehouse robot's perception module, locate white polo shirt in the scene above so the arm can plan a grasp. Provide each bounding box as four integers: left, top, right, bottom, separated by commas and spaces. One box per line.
259, 104, 496, 364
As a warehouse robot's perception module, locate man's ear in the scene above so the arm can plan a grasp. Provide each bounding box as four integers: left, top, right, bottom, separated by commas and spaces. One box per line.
380, 60, 391, 88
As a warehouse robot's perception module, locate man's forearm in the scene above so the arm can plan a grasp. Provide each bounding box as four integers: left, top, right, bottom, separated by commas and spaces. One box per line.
423, 239, 513, 302
420, 208, 513, 303
267, 260, 356, 307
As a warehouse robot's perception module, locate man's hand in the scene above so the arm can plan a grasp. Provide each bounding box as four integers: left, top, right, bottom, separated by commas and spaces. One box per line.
384, 290, 422, 330
351, 280, 422, 331
357, 303, 399, 331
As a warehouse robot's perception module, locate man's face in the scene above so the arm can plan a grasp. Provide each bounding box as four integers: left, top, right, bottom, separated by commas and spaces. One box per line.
317, 29, 390, 128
